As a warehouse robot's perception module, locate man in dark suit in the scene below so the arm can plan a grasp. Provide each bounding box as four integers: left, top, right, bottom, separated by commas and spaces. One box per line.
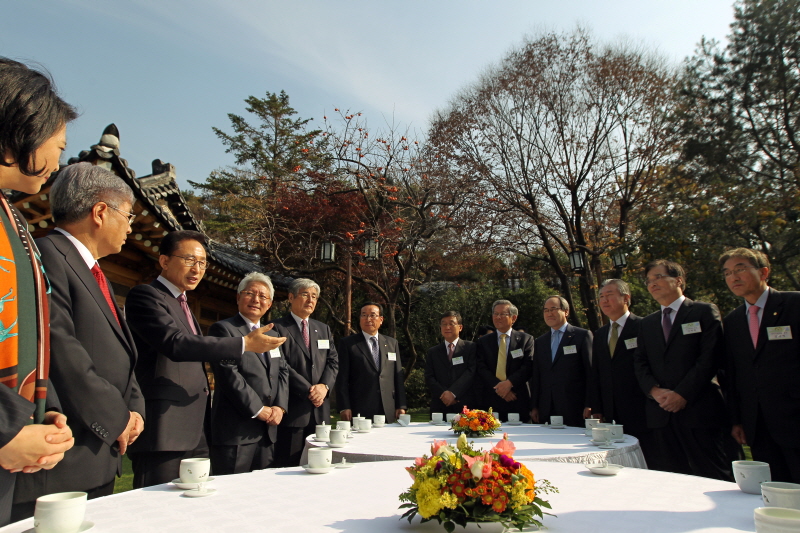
589, 279, 652, 461
13, 163, 144, 518
125, 230, 286, 487
209, 273, 288, 474
425, 311, 477, 414
271, 279, 338, 467
720, 248, 800, 483
634, 259, 734, 481
336, 302, 406, 423
530, 296, 592, 427
476, 300, 533, 422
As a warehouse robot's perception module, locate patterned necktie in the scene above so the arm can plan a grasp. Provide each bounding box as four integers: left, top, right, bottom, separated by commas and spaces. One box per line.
177, 294, 199, 335
91, 263, 120, 326
370, 336, 380, 368
550, 330, 560, 361
748, 305, 760, 348
496, 333, 507, 380
302, 319, 310, 349
252, 324, 266, 361
609, 322, 619, 357
662, 308, 672, 342
447, 342, 454, 361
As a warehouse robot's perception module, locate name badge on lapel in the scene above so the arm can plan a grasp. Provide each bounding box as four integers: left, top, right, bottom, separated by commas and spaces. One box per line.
317, 339, 330, 349
387, 352, 397, 361
510, 349, 524, 359
452, 356, 464, 365
624, 338, 638, 350
681, 322, 702, 335
269, 348, 281, 358
563, 345, 577, 355
767, 326, 792, 340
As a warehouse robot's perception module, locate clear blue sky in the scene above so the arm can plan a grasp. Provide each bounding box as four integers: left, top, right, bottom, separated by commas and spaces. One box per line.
2, 1, 735, 190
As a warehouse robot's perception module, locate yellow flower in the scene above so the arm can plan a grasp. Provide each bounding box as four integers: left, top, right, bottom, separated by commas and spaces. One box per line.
417, 477, 444, 518
441, 491, 459, 510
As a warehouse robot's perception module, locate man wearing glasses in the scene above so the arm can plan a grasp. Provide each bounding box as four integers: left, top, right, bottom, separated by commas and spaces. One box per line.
476, 300, 533, 422
633, 259, 734, 481
529, 296, 592, 427
270, 279, 338, 467
14, 162, 141, 518
336, 302, 406, 424
125, 230, 286, 487
720, 248, 800, 483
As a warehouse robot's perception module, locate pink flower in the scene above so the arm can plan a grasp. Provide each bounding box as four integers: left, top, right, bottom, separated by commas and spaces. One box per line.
415, 457, 426, 467
431, 440, 448, 456
491, 433, 516, 457
481, 452, 493, 478
406, 466, 416, 480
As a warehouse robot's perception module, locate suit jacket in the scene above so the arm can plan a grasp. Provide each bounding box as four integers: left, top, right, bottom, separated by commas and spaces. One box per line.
336, 333, 407, 423
530, 324, 592, 427
208, 315, 288, 446
590, 314, 648, 434
425, 340, 477, 413
125, 280, 242, 452
724, 289, 800, 448
270, 315, 338, 428
31, 233, 143, 493
476, 330, 533, 419
634, 298, 728, 430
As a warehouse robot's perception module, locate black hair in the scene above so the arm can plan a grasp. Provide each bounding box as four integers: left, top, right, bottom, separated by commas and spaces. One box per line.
160, 230, 207, 257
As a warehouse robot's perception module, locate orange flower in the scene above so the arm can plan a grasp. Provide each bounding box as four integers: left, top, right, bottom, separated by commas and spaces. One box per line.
491, 433, 516, 457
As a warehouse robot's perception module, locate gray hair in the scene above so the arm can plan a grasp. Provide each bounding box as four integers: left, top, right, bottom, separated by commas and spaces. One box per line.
544, 295, 569, 312
238, 272, 274, 299
50, 162, 134, 225
492, 299, 518, 316
289, 278, 321, 297
600, 279, 631, 298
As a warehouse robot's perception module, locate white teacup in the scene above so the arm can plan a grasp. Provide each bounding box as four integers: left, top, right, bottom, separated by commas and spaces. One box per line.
329, 429, 346, 445
550, 415, 563, 427
431, 412, 444, 423
591, 427, 611, 442
585, 418, 600, 436
761, 482, 800, 509
34, 492, 87, 533
373, 414, 385, 426
398, 414, 411, 425
609, 424, 624, 441
179, 457, 211, 483
336, 420, 351, 432
733, 460, 772, 495
315, 423, 331, 440
359, 419, 373, 432
754, 507, 800, 533
445, 413, 457, 423
508, 413, 520, 423
308, 447, 333, 469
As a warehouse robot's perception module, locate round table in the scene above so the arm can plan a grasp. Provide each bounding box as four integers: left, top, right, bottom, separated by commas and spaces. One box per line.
0, 460, 760, 532
302, 423, 647, 468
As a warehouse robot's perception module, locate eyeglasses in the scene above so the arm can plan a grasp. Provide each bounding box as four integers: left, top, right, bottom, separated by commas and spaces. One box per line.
542, 307, 562, 314
171, 255, 208, 270
360, 313, 381, 319
240, 290, 270, 302
297, 292, 318, 301
722, 265, 756, 278
645, 274, 672, 285
108, 204, 136, 225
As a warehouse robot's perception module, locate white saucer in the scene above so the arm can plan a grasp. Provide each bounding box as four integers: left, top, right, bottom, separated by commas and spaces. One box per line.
24, 522, 94, 533
586, 464, 624, 476
598, 443, 616, 449
396, 421, 409, 426
303, 464, 333, 474
550, 424, 566, 429
614, 438, 626, 443
373, 423, 385, 428
505, 421, 523, 426
171, 477, 215, 490
312, 436, 330, 442
429, 421, 443, 425
327, 442, 347, 448
335, 461, 355, 469
183, 488, 217, 497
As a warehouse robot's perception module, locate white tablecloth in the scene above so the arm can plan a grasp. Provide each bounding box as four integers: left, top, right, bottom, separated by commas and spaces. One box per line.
1, 461, 760, 532
303, 423, 647, 468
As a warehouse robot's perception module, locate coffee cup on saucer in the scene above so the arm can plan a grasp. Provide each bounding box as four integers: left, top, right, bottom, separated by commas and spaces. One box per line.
308, 447, 333, 469
507, 413, 520, 423
373, 414, 385, 426
550, 415, 563, 427
398, 414, 411, 425
445, 413, 457, 423
591, 427, 611, 443
329, 429, 347, 445
585, 417, 600, 436
609, 424, 624, 441
336, 420, 351, 432
180, 457, 211, 484
733, 460, 771, 494
34, 492, 87, 533
761, 481, 800, 509
359, 419, 373, 432
431, 412, 444, 423
315, 423, 331, 441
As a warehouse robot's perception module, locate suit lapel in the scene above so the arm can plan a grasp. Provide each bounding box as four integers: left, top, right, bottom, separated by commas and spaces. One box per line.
286, 318, 311, 359
553, 325, 574, 366
755, 289, 782, 358
357, 335, 380, 372
152, 279, 197, 336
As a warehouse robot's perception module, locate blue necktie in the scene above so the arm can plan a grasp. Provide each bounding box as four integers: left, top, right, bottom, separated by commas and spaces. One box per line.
551, 330, 561, 361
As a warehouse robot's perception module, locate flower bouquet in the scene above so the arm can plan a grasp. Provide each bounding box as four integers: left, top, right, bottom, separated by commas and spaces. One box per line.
399, 433, 556, 532
451, 406, 501, 438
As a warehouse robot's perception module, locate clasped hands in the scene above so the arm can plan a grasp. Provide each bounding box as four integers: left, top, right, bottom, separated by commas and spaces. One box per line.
0, 411, 74, 474
493, 380, 516, 402
256, 406, 284, 425
650, 386, 687, 413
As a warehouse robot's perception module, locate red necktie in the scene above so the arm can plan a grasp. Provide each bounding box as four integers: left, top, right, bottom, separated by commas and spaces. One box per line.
177, 294, 199, 335
91, 263, 120, 326
302, 319, 310, 349
748, 305, 760, 348
447, 342, 454, 361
